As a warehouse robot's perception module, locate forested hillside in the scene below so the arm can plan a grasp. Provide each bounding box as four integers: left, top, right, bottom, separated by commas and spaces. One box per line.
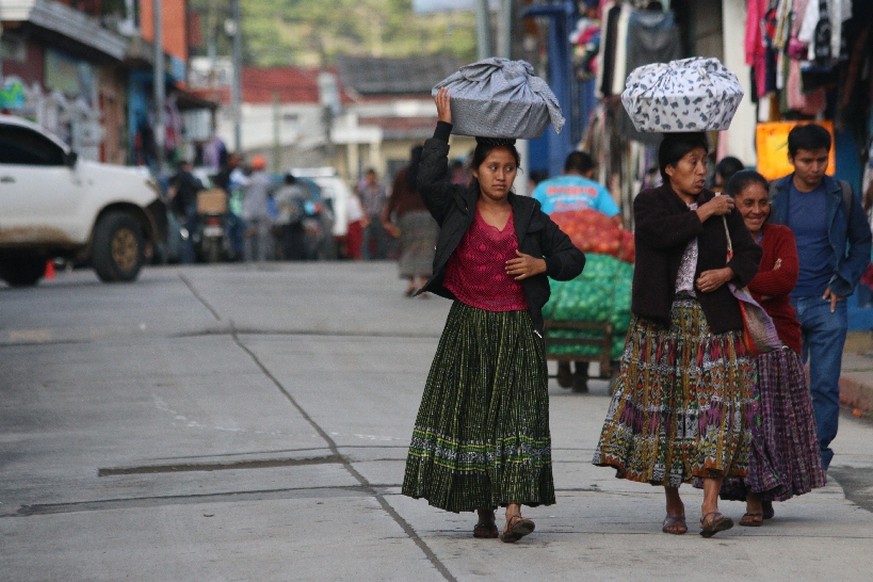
190, 0, 478, 67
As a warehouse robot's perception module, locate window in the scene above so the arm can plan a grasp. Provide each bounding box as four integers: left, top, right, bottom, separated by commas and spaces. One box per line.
0, 125, 66, 166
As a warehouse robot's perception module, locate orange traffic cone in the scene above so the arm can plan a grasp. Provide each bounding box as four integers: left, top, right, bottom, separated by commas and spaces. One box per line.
44, 259, 56, 280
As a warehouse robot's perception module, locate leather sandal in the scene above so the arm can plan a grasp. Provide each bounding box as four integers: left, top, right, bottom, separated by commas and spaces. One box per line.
739, 512, 764, 527
699, 511, 733, 538
662, 513, 687, 535
473, 520, 499, 538
501, 514, 535, 543
474, 510, 498, 538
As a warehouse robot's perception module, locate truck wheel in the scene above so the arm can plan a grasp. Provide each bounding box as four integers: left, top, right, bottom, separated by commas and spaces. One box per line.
92, 211, 145, 282
0, 252, 46, 287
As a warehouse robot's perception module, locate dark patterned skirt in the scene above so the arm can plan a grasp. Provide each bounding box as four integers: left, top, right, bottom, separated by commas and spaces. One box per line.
592, 298, 755, 487
402, 301, 555, 512
719, 347, 826, 501
397, 210, 438, 279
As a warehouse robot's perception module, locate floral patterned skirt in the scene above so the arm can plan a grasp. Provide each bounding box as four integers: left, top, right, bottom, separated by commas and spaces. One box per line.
402, 301, 555, 512
592, 298, 754, 487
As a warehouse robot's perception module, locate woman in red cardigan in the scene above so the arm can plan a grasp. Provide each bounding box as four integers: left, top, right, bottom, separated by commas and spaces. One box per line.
721, 170, 826, 525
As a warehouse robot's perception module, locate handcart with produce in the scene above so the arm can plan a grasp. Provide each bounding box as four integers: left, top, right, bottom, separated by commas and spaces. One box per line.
542, 209, 634, 393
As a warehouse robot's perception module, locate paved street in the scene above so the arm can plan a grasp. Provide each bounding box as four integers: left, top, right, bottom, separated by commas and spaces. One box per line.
1, 262, 872, 582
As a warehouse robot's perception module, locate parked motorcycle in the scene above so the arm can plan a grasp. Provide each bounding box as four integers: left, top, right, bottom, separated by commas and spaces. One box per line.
198, 212, 227, 263
194, 188, 232, 263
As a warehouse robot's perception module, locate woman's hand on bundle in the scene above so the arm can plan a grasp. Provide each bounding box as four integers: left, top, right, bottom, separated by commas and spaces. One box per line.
696, 193, 735, 222
435, 87, 452, 124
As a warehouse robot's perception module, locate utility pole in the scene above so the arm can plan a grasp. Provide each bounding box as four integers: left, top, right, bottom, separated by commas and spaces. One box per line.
475, 0, 492, 60
153, 0, 165, 176
496, 0, 513, 59
230, 0, 243, 153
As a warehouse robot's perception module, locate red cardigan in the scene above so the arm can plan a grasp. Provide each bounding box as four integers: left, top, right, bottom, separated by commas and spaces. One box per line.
748, 224, 802, 353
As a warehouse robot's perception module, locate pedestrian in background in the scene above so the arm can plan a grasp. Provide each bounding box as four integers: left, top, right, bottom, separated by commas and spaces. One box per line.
357, 168, 389, 259
768, 123, 872, 474
272, 172, 309, 261
242, 155, 274, 262
169, 159, 204, 264
382, 145, 439, 297
211, 152, 245, 260
593, 132, 761, 538
344, 189, 365, 260
716, 169, 825, 526
532, 150, 622, 392
402, 88, 586, 543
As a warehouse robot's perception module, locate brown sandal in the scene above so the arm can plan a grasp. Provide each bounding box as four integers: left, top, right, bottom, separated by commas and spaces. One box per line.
699, 511, 734, 538
474, 510, 498, 538
501, 514, 535, 543
662, 514, 688, 535
739, 512, 764, 527
473, 520, 499, 538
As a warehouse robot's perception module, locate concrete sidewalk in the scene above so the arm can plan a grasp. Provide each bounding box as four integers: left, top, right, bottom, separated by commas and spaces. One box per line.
841, 331, 873, 415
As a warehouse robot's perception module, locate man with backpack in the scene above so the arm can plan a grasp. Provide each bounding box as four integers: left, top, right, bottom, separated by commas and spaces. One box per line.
769, 123, 871, 474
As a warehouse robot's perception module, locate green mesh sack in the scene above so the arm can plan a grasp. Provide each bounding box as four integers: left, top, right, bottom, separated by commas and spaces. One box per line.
544, 253, 632, 360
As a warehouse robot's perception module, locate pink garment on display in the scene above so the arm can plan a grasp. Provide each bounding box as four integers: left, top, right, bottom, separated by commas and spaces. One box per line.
745, 0, 770, 99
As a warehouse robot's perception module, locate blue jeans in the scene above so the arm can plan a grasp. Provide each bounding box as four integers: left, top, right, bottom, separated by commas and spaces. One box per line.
792, 296, 848, 471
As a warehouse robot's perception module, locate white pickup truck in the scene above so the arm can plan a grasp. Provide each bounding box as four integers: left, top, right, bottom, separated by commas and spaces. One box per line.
0, 114, 167, 287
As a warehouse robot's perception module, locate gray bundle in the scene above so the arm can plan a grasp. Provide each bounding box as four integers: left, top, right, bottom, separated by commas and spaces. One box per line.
432, 58, 565, 139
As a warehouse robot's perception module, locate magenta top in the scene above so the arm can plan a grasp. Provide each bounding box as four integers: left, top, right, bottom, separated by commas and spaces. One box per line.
444, 209, 529, 312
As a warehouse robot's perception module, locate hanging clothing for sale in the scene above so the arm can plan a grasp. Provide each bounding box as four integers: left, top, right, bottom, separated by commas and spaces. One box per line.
597, 2, 622, 98
609, 2, 633, 98
797, 0, 852, 63
745, 0, 770, 100
617, 6, 682, 144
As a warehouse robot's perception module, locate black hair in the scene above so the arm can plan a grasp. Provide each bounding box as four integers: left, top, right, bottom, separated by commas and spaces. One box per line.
283, 173, 297, 185
470, 137, 521, 194
715, 156, 745, 183
564, 151, 595, 175
724, 169, 769, 198
658, 132, 709, 182
787, 123, 831, 156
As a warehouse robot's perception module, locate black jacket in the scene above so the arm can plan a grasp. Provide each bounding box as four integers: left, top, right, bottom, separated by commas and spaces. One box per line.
416, 123, 586, 334
632, 184, 762, 333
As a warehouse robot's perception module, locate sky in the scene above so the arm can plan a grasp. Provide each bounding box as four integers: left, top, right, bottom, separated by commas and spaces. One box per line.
412, 0, 496, 13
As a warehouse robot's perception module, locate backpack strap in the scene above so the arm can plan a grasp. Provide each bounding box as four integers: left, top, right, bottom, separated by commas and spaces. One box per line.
838, 179, 853, 219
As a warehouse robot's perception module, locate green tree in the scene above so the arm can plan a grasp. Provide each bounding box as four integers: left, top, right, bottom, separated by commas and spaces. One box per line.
189, 0, 477, 67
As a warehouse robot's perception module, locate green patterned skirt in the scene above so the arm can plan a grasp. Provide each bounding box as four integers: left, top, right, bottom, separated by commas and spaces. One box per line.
592, 297, 754, 487
402, 301, 555, 512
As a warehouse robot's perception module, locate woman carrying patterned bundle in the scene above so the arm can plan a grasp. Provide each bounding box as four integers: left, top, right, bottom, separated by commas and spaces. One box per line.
717, 170, 826, 525
592, 132, 761, 538
402, 88, 585, 543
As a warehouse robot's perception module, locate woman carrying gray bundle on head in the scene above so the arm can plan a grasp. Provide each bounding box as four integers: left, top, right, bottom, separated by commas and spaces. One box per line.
592, 132, 761, 538
402, 88, 585, 543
